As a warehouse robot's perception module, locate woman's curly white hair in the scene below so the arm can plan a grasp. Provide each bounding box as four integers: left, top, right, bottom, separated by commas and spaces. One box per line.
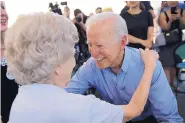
5, 12, 79, 85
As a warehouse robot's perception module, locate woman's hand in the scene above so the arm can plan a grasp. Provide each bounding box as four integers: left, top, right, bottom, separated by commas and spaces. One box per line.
139, 48, 159, 72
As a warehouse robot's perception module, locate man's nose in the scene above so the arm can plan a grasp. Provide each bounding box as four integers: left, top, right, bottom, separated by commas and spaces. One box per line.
89, 46, 99, 58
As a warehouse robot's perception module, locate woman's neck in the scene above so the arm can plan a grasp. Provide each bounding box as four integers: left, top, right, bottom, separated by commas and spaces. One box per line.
52, 74, 69, 88
128, 7, 142, 14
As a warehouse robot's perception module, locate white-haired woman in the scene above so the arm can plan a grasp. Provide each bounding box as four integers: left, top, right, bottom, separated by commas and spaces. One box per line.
5, 12, 158, 123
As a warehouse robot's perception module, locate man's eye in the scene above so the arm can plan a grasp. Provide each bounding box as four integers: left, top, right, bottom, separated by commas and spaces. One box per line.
1, 5, 5, 9
97, 45, 102, 48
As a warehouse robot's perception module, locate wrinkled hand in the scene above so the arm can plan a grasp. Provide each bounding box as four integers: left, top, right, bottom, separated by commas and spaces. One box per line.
139, 48, 159, 71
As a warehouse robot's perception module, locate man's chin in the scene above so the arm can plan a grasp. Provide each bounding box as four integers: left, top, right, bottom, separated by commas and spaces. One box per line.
96, 62, 109, 69
1, 26, 7, 31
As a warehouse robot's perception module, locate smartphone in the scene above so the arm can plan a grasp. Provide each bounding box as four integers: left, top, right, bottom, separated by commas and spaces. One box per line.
171, 7, 177, 14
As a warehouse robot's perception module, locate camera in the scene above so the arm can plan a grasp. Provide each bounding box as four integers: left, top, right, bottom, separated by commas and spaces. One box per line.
75, 16, 82, 22
49, 2, 62, 15
61, 1, 67, 6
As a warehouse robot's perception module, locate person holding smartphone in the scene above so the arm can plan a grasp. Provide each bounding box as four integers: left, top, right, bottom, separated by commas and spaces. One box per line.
158, 1, 185, 86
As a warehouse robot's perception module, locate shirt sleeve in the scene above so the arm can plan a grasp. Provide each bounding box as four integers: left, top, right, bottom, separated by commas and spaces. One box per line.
87, 95, 124, 123
148, 12, 154, 27
65, 58, 95, 94
149, 61, 183, 123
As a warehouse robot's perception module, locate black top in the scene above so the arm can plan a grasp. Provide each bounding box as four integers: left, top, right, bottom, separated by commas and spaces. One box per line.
120, 10, 153, 49
1, 57, 18, 123
120, 1, 153, 15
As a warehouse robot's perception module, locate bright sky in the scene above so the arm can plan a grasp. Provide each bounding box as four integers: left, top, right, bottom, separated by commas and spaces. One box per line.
5, 0, 161, 27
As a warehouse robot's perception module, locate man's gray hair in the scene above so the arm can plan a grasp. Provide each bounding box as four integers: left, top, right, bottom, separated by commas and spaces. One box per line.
85, 12, 128, 43
5, 12, 78, 85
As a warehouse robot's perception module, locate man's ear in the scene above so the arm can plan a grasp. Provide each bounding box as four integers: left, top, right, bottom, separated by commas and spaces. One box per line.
120, 35, 127, 50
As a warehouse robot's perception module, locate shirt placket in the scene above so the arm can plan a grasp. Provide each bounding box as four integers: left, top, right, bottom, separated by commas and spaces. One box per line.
117, 71, 128, 104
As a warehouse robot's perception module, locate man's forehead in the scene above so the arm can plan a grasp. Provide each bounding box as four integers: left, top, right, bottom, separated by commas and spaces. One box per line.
92, 17, 114, 27
88, 17, 115, 34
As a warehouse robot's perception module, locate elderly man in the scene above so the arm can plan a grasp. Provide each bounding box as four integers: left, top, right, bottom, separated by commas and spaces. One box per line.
65, 13, 183, 123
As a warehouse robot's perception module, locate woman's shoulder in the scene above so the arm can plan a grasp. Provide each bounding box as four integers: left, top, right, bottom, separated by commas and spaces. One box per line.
120, 6, 129, 15
159, 9, 169, 18
120, 10, 129, 18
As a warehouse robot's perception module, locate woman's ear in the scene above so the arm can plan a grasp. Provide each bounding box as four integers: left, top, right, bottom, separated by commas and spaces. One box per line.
55, 64, 63, 76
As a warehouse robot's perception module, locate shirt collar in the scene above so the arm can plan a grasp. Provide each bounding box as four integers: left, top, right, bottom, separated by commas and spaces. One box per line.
121, 46, 132, 73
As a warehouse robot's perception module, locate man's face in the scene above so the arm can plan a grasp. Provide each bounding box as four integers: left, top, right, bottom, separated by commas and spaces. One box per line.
96, 8, 102, 14
87, 20, 125, 69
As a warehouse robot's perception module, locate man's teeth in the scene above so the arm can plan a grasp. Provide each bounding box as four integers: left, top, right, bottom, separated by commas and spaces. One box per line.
1, 19, 6, 23
96, 58, 104, 61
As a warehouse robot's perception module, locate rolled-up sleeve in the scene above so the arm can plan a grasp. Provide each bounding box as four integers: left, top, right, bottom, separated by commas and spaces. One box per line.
149, 61, 183, 123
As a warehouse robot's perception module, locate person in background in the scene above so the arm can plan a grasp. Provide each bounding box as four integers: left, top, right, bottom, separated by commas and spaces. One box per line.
158, 1, 185, 86
161, 1, 185, 12
89, 13, 94, 17
102, 7, 113, 12
120, 1, 156, 19
64, 6, 70, 19
72, 9, 89, 73
73, 9, 87, 33
142, 1, 156, 19
120, 1, 154, 49
0, 1, 19, 123
66, 12, 183, 123
95, 7, 102, 14
160, 1, 169, 12
6, 12, 159, 123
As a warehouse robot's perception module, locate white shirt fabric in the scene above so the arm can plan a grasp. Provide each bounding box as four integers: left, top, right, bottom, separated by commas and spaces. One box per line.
8, 83, 123, 123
